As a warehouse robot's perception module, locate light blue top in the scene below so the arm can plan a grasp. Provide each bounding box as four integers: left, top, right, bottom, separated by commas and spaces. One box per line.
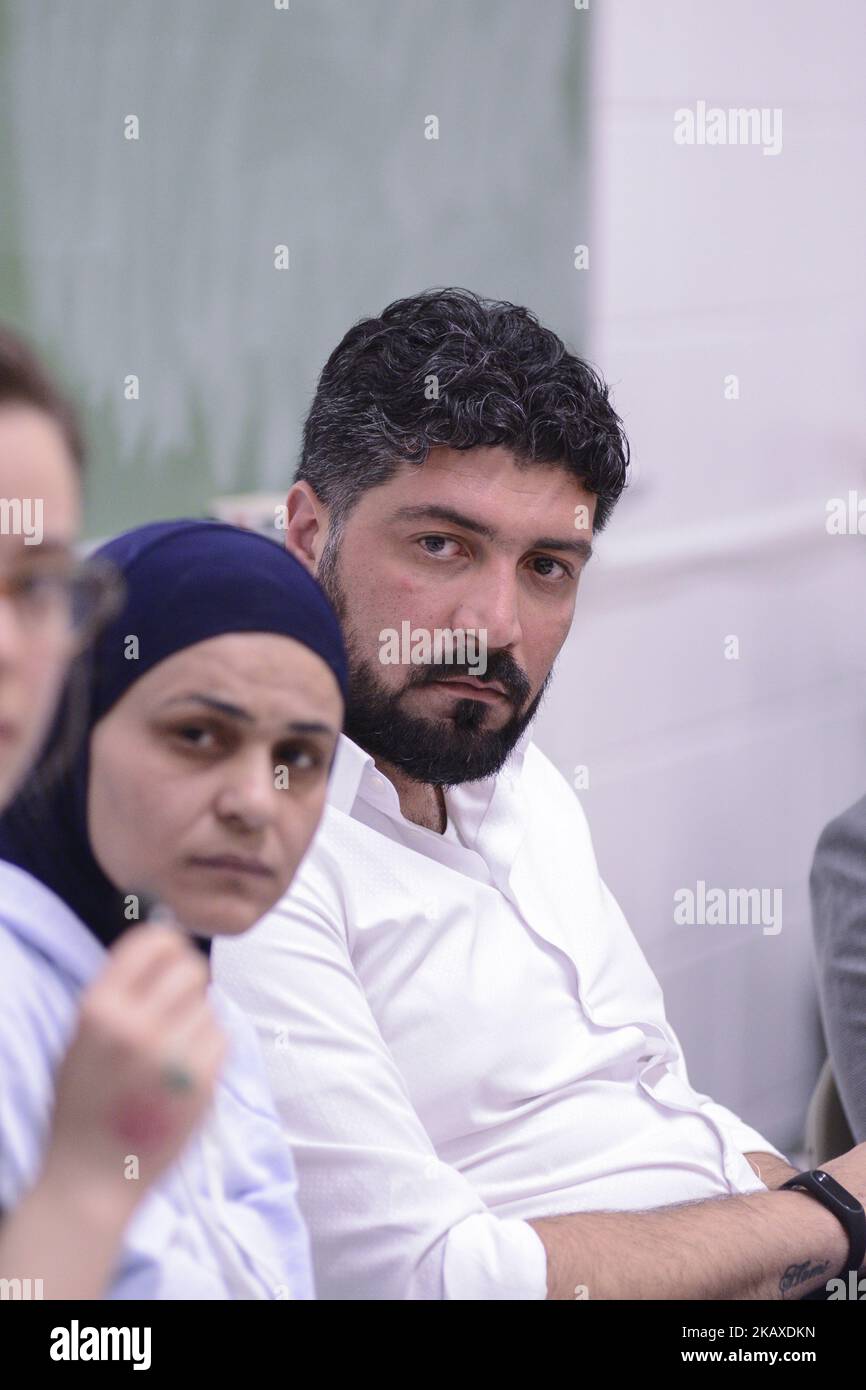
0, 860, 314, 1300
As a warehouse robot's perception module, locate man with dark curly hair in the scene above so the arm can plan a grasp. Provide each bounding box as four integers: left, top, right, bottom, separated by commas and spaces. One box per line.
213, 288, 865, 1301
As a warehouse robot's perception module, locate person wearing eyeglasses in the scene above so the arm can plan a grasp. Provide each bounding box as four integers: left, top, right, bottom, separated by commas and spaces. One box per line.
0, 330, 239, 1300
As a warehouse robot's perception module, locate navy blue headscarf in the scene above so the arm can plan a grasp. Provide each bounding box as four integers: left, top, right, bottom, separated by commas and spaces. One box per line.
0, 519, 347, 954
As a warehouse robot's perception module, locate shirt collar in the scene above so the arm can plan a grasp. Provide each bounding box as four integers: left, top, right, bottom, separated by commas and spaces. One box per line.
326, 724, 535, 821
327, 734, 376, 813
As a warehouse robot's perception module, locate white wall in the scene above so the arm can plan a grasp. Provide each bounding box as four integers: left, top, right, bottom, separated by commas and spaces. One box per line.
534, 0, 866, 1151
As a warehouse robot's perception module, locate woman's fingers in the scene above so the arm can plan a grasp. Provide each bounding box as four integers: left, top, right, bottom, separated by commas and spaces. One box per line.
92, 920, 197, 1001
131, 950, 211, 1026
46, 924, 226, 1195
157, 997, 229, 1087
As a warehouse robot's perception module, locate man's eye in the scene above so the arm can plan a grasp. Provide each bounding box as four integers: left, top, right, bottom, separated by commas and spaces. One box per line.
418, 535, 461, 558
530, 555, 569, 580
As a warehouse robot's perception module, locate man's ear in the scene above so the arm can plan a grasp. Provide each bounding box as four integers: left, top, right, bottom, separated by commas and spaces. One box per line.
284, 481, 328, 574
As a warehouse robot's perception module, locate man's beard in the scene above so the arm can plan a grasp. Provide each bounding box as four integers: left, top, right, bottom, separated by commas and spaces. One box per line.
318, 535, 549, 787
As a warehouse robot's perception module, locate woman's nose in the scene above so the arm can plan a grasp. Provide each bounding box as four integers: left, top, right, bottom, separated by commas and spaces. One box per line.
213, 758, 277, 830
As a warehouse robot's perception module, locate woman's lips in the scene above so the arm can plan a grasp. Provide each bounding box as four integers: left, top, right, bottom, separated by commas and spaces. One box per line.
187, 854, 275, 878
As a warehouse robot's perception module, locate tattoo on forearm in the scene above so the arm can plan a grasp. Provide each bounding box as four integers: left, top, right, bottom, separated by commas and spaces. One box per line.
779, 1259, 831, 1296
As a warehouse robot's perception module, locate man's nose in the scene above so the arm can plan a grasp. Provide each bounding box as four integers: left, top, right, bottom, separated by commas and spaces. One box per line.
449, 563, 523, 652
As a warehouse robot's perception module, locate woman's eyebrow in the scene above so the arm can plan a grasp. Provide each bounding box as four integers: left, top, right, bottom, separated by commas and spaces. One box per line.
287, 721, 338, 736
161, 693, 254, 722
158, 694, 336, 735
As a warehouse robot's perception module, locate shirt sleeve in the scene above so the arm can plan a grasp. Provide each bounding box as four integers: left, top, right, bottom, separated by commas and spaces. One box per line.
690, 1096, 791, 1170
661, 1015, 791, 1170
591, 875, 792, 1174
0, 937, 61, 1210
211, 870, 549, 1301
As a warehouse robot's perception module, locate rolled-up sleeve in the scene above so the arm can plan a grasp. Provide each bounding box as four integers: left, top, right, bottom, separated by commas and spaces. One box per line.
211, 877, 548, 1301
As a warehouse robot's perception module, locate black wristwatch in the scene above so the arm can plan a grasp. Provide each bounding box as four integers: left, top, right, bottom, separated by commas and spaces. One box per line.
780, 1168, 866, 1280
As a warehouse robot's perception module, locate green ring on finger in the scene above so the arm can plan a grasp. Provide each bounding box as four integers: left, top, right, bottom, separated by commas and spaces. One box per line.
160, 1062, 195, 1093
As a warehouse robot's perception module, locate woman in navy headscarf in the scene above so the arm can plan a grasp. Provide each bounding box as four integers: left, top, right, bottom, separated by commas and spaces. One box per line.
0, 517, 348, 1299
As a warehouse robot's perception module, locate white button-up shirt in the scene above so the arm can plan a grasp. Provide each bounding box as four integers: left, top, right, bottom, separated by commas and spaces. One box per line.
212, 730, 789, 1300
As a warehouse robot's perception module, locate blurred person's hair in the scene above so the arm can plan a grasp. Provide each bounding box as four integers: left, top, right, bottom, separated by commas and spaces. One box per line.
0, 325, 85, 472
0, 325, 89, 791
298, 286, 629, 537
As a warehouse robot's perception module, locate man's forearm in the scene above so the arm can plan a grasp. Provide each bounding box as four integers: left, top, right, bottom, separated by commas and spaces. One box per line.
529, 1186, 847, 1300
744, 1151, 799, 1189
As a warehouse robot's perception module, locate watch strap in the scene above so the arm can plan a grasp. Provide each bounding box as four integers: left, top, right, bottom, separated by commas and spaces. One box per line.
780, 1168, 866, 1280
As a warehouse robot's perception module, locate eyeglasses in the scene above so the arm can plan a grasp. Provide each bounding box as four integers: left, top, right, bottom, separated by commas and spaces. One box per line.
0, 555, 126, 650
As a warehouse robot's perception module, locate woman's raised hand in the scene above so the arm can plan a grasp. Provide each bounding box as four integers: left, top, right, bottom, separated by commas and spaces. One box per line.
40, 921, 228, 1213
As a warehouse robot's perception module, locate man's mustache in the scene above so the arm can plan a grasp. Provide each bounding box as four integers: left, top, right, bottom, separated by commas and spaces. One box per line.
406, 651, 532, 707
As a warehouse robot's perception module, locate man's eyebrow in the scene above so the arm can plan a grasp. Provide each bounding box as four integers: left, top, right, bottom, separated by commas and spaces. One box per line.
159, 694, 337, 736
533, 536, 593, 563
390, 504, 497, 540
389, 505, 593, 562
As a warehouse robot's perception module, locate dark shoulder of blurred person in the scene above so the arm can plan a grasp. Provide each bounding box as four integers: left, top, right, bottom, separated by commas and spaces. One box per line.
810, 792, 866, 1143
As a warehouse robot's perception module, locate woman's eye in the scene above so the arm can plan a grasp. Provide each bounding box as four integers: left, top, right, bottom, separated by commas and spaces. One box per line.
174, 724, 218, 750
276, 744, 321, 772
530, 555, 569, 580
418, 535, 461, 559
